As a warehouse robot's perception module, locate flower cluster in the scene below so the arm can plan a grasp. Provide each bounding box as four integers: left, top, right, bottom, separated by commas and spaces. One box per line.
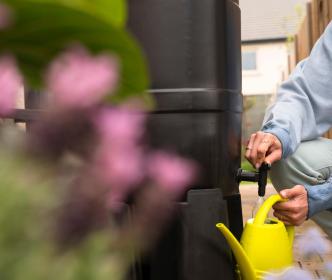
46, 47, 119, 109
0, 56, 22, 116
0, 43, 198, 253
0, 2, 200, 279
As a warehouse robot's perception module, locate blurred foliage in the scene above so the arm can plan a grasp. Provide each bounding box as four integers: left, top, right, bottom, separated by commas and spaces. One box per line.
0, 0, 151, 105
38, 0, 127, 27
241, 145, 255, 172
243, 96, 256, 112
241, 159, 256, 173
0, 130, 128, 280
0, 1, 155, 278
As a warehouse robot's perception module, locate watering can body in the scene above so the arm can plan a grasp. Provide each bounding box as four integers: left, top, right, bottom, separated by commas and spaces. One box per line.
217, 194, 294, 280
241, 218, 294, 273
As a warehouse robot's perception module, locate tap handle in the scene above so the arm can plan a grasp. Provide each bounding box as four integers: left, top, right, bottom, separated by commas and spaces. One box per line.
258, 163, 271, 197
236, 168, 259, 183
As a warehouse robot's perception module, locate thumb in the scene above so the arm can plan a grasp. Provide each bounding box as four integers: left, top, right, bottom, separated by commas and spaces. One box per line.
265, 149, 282, 165
279, 185, 304, 199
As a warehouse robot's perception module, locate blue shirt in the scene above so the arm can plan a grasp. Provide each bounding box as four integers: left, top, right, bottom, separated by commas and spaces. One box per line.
261, 21, 332, 218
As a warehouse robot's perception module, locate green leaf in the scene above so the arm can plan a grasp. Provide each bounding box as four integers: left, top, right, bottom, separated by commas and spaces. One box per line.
63, 0, 127, 28
0, 1, 150, 103
8, 0, 127, 28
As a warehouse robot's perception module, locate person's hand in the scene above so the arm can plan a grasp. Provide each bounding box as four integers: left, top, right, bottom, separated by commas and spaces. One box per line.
272, 185, 308, 226
245, 131, 282, 169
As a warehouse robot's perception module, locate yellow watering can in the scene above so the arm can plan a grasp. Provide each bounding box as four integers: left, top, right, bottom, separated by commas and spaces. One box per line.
216, 194, 294, 280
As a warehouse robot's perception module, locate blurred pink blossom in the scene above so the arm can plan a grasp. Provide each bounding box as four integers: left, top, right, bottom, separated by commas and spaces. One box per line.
0, 3, 13, 30
93, 145, 145, 207
148, 151, 197, 197
264, 267, 313, 280
46, 46, 118, 108
325, 261, 332, 276
296, 228, 330, 258
0, 56, 22, 117
95, 106, 146, 146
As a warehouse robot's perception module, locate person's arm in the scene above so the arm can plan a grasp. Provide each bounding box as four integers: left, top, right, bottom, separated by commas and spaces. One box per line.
246, 21, 332, 168
304, 178, 332, 218
263, 22, 332, 158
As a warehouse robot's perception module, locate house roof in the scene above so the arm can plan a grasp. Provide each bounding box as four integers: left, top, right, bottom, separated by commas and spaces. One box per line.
240, 0, 308, 42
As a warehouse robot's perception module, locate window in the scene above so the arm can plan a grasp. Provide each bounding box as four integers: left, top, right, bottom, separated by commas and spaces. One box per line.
242, 51, 257, 71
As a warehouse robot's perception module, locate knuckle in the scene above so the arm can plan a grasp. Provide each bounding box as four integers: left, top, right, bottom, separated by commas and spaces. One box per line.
267, 133, 274, 139
294, 185, 302, 192
289, 213, 295, 220
293, 213, 300, 220
257, 147, 266, 154
247, 154, 253, 161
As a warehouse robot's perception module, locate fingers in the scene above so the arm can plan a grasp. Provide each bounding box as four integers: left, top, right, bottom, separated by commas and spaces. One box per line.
245, 132, 282, 168
254, 133, 275, 168
273, 209, 306, 226
272, 185, 308, 226
250, 132, 266, 168
279, 185, 305, 199
273, 201, 294, 211
273, 186, 306, 212
265, 148, 282, 166
273, 211, 292, 225
245, 133, 256, 161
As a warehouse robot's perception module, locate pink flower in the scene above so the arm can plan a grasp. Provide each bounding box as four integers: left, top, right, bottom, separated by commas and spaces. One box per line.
264, 267, 313, 280
147, 151, 197, 197
0, 56, 22, 117
296, 228, 330, 258
93, 145, 145, 205
46, 46, 118, 109
0, 3, 13, 30
95, 106, 146, 147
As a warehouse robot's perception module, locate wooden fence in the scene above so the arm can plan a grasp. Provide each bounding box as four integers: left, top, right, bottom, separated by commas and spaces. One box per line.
295, 0, 332, 61
294, 0, 332, 138
6, 90, 42, 131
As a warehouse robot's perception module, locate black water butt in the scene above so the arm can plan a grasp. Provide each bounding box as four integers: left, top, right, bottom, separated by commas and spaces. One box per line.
127, 1, 242, 279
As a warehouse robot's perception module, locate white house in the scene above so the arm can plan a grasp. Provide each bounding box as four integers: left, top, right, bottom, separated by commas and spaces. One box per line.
239, 0, 307, 141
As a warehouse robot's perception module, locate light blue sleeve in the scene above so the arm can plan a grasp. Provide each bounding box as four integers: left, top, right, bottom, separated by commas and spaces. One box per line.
261, 21, 332, 158
304, 180, 332, 218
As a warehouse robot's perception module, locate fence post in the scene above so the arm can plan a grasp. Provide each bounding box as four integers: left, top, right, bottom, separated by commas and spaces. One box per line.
24, 89, 42, 130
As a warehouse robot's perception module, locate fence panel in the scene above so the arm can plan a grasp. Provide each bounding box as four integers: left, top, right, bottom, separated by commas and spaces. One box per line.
295, 3, 313, 62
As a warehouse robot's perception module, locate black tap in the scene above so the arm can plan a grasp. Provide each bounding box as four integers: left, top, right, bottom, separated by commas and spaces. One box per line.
236, 163, 271, 197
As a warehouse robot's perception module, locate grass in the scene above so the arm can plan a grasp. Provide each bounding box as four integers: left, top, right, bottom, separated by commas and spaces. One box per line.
240, 160, 272, 184
241, 160, 256, 172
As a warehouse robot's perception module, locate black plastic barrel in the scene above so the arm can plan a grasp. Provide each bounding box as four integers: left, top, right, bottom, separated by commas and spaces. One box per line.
128, 1, 242, 279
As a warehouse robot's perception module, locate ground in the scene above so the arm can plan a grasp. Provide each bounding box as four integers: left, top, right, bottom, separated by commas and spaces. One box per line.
240, 183, 332, 279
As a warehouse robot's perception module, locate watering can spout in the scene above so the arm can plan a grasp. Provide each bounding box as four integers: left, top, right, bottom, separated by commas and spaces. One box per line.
216, 223, 256, 280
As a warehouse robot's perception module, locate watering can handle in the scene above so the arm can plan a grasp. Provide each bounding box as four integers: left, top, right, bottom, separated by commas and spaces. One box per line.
254, 194, 295, 247
253, 194, 285, 225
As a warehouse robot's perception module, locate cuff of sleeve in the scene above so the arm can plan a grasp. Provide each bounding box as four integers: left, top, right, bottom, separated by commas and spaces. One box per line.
304, 182, 332, 218
261, 124, 292, 158
303, 185, 315, 218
